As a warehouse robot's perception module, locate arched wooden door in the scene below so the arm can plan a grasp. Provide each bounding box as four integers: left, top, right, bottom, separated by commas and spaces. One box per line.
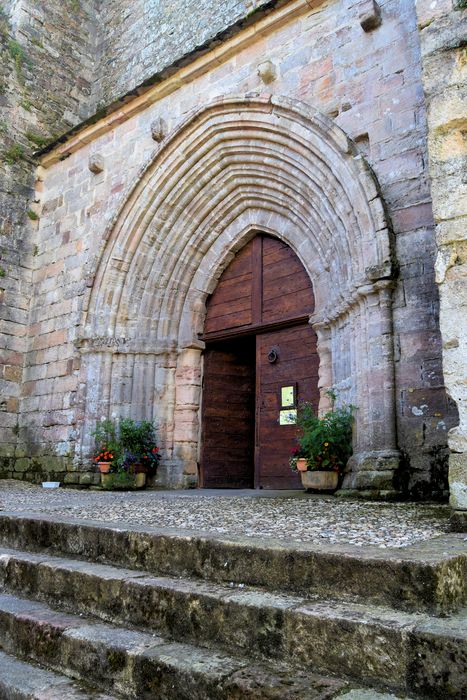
200, 234, 319, 489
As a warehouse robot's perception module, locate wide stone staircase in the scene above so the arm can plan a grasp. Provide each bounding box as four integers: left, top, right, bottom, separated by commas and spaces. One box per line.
0, 512, 465, 699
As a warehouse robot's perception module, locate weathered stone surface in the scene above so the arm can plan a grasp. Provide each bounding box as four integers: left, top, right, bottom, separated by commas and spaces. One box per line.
0, 590, 352, 700
0, 511, 465, 698
408, 612, 467, 697
451, 509, 467, 533
0, 649, 117, 700
0, 515, 465, 615
0, 550, 466, 697
415, 0, 467, 521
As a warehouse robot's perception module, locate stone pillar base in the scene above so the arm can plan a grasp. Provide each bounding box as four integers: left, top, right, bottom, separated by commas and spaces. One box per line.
340, 449, 401, 498
449, 452, 467, 531
450, 510, 467, 533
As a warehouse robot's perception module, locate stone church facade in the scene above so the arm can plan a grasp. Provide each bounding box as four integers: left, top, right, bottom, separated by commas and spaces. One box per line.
0, 1, 465, 513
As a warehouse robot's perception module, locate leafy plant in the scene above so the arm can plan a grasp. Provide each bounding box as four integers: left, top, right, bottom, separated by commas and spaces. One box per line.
119, 418, 160, 474
291, 392, 355, 474
26, 208, 38, 221
91, 417, 161, 476
3, 143, 24, 164
91, 418, 121, 467
8, 39, 26, 83
25, 131, 48, 148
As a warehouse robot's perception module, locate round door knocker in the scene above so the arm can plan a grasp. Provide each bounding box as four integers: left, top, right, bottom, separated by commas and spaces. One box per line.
267, 347, 279, 364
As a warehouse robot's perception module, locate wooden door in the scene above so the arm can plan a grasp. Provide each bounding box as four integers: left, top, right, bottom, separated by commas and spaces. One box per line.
256, 326, 319, 489
200, 338, 255, 488
200, 234, 319, 489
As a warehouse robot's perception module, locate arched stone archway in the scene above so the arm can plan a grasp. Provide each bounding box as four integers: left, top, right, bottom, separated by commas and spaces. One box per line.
78, 94, 400, 493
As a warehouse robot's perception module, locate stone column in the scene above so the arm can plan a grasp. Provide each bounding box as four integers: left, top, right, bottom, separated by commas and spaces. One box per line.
312, 320, 333, 415
172, 347, 203, 488
341, 282, 400, 498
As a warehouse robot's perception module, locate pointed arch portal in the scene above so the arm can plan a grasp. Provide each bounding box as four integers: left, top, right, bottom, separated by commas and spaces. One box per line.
78, 95, 401, 493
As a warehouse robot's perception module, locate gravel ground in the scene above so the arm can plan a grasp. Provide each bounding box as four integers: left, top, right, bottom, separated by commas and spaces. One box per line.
0, 480, 451, 549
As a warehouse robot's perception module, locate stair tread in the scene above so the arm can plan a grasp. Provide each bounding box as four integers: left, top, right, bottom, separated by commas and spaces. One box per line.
0, 590, 243, 671
1, 511, 465, 561
1, 513, 464, 618
0, 591, 353, 699
1, 545, 466, 636
0, 649, 117, 699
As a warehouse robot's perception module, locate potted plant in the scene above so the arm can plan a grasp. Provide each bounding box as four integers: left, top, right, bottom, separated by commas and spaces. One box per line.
91, 419, 120, 475
290, 391, 355, 492
91, 418, 161, 489
119, 418, 160, 487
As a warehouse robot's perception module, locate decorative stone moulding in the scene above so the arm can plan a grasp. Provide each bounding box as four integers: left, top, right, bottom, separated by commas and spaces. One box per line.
358, 0, 382, 32
88, 153, 104, 174
257, 60, 277, 84
151, 117, 167, 142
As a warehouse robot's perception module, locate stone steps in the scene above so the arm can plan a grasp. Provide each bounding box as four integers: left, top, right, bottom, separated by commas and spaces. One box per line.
0, 513, 465, 699
0, 591, 349, 700
0, 649, 117, 699
0, 543, 466, 697
0, 513, 465, 614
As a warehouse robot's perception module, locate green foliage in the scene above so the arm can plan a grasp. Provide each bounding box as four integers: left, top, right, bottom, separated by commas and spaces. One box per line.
0, 6, 9, 39
119, 418, 157, 457
101, 471, 136, 491
0, 83, 6, 95
91, 417, 160, 475
20, 98, 31, 111
70, 0, 81, 12
2, 143, 24, 164
0, 267, 6, 277
25, 131, 48, 147
91, 419, 121, 466
0, 121, 7, 134
26, 209, 39, 221
7, 39, 24, 62
293, 393, 355, 473
32, 244, 39, 256
8, 39, 26, 83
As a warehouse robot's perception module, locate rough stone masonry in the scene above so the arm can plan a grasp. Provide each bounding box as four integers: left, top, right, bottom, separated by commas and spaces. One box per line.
0, 0, 465, 518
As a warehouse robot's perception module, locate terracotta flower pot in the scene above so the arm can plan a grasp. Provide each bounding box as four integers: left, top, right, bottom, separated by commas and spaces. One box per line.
98, 461, 112, 474
296, 458, 308, 472
301, 470, 339, 492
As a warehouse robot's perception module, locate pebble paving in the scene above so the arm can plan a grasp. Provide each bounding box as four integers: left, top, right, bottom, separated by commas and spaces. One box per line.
0, 480, 450, 549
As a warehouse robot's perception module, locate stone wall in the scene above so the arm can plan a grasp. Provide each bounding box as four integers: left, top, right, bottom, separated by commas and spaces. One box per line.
416, 0, 467, 523
95, 0, 275, 107
0, 0, 96, 475
3, 0, 456, 496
